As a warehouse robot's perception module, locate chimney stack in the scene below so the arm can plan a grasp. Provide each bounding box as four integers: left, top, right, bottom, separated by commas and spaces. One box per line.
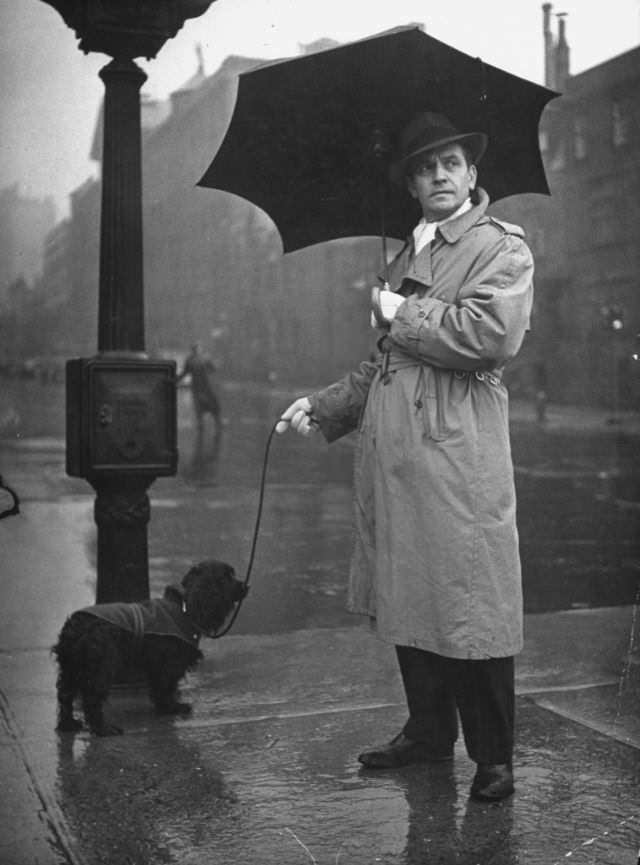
542, 3, 555, 88
555, 13, 571, 90
541, 3, 570, 91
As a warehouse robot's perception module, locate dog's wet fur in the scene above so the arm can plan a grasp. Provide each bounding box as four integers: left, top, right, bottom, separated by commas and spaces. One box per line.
53, 560, 244, 736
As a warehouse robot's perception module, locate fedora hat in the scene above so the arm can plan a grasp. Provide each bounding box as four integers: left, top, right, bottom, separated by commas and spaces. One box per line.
389, 112, 487, 183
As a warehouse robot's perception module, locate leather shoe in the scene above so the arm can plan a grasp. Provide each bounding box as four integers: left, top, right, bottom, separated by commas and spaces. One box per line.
358, 733, 454, 769
470, 763, 514, 801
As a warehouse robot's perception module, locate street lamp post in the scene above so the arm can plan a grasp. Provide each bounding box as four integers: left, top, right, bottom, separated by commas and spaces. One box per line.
98, 57, 147, 354
42, 0, 217, 605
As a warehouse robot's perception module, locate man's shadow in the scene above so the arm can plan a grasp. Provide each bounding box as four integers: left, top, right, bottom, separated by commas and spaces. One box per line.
392, 761, 517, 864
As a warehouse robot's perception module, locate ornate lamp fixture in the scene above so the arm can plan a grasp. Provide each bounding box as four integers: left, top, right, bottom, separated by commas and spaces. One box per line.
42, 1, 214, 59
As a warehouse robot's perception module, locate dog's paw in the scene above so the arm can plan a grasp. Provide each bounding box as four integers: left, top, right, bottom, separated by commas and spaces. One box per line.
94, 723, 124, 737
56, 718, 84, 733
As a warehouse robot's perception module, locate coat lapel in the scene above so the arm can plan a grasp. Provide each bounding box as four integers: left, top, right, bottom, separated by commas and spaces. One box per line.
384, 189, 491, 294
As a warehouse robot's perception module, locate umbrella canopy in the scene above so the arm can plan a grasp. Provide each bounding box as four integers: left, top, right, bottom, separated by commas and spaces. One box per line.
198, 26, 558, 254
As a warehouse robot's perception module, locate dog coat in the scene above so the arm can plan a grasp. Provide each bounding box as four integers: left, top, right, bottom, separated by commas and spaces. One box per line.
80, 593, 200, 647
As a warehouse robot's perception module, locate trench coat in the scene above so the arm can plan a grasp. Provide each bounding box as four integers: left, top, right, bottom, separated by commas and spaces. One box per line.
309, 189, 534, 660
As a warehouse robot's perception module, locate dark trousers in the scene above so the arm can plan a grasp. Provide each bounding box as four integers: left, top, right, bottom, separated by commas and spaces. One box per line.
396, 645, 515, 765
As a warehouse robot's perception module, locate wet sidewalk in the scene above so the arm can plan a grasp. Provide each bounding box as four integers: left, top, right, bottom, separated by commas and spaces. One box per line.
1, 387, 639, 864
1, 610, 640, 864
1, 500, 639, 864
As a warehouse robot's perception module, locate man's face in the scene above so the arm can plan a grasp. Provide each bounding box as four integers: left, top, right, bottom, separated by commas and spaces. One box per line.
406, 143, 477, 222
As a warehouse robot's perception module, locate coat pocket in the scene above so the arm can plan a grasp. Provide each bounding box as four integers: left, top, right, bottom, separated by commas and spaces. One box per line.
414, 367, 478, 442
411, 366, 449, 442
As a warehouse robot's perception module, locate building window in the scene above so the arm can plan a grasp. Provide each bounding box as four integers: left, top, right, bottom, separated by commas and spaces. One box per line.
573, 117, 587, 160
549, 137, 566, 171
539, 129, 549, 154
611, 101, 629, 147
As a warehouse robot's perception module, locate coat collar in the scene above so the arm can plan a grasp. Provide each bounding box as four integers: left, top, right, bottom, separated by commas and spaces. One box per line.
385, 188, 490, 291
436, 187, 489, 244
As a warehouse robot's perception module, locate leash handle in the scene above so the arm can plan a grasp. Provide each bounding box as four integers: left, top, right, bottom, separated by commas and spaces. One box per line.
211, 418, 280, 638
0, 475, 20, 520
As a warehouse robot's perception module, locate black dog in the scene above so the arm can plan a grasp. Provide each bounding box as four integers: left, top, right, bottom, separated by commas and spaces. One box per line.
53, 560, 245, 736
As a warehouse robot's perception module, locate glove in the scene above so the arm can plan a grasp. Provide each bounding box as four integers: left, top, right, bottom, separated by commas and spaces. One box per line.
275, 397, 317, 436
370, 286, 405, 329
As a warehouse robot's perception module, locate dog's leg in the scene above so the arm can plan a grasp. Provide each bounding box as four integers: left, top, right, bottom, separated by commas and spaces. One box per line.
82, 688, 123, 736
53, 622, 84, 733
147, 660, 193, 716
81, 636, 124, 736
149, 681, 193, 716
55, 665, 83, 733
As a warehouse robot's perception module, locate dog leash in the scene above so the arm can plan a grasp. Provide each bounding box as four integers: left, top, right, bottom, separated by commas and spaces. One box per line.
210, 418, 281, 639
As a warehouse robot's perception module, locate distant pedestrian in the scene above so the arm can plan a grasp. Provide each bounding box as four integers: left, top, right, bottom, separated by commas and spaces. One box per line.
177, 343, 222, 453
533, 360, 548, 424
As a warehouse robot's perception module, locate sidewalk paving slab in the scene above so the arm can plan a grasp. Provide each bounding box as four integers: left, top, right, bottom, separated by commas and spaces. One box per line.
1, 614, 639, 865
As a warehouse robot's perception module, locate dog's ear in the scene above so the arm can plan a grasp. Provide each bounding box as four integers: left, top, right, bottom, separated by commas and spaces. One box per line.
182, 560, 236, 588
181, 562, 207, 588
164, 584, 185, 604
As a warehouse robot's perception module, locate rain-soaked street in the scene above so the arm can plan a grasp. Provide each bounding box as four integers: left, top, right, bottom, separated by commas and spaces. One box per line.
1, 375, 639, 864
3, 375, 639, 629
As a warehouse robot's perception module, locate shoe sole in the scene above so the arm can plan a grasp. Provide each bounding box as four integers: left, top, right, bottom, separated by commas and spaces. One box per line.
358, 752, 454, 769
470, 785, 515, 802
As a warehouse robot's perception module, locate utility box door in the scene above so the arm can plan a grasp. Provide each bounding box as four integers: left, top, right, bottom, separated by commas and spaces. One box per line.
67, 357, 177, 477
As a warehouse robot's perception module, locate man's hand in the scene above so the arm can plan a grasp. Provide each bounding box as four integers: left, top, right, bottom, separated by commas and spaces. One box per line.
371, 286, 405, 328
275, 397, 317, 436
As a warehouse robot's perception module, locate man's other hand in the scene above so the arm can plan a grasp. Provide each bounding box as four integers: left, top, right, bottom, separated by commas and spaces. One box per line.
276, 397, 317, 435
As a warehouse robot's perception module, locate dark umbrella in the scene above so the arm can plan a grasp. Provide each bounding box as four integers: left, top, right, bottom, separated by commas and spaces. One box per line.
198, 26, 558, 260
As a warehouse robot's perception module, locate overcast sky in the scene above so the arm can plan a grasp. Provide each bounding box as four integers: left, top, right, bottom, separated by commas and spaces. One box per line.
1, 0, 638, 220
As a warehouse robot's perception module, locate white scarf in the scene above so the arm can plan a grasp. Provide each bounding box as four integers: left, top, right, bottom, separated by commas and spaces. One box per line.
412, 197, 473, 255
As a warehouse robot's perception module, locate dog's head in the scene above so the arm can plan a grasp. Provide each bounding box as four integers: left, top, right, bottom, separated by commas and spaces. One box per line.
168, 559, 246, 636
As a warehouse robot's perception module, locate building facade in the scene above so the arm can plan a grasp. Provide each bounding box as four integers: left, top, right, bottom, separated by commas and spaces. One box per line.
497, 7, 640, 408
0, 185, 56, 306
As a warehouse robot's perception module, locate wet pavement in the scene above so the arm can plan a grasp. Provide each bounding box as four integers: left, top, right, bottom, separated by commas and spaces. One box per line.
1, 378, 640, 864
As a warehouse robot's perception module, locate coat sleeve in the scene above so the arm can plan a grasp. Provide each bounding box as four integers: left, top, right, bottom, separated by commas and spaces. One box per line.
308, 361, 378, 443
388, 231, 534, 371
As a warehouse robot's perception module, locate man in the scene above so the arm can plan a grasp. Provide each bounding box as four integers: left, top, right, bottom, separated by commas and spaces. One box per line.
177, 342, 222, 445
277, 113, 534, 802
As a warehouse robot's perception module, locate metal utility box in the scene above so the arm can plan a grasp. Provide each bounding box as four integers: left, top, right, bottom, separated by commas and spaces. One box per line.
66, 356, 177, 478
